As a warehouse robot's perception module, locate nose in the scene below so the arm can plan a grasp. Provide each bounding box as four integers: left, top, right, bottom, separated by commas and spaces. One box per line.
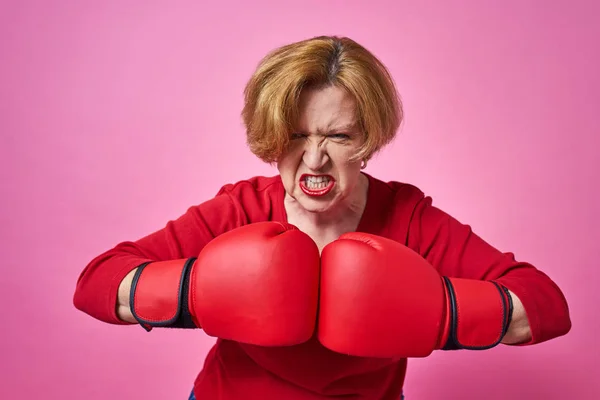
302, 138, 329, 171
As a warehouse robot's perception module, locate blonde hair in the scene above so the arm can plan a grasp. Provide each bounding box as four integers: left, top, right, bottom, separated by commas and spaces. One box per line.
242, 35, 403, 163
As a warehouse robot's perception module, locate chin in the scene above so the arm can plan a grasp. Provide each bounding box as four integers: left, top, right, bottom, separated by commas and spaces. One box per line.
299, 201, 334, 214
294, 190, 339, 213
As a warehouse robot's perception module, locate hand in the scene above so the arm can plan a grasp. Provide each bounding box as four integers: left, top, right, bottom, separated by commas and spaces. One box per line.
192, 221, 321, 345
130, 222, 321, 347
317, 232, 512, 358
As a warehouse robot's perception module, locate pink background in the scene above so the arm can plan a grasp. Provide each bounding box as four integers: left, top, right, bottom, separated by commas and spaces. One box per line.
1, 0, 598, 398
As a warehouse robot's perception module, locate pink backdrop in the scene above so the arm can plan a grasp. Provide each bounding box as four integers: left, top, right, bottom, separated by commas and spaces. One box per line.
2, 0, 598, 399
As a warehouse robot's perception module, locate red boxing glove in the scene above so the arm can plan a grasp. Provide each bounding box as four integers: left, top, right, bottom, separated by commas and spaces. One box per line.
130, 222, 321, 347
318, 233, 513, 358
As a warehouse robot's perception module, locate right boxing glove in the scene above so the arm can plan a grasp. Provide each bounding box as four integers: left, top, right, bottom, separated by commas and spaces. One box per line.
130, 222, 321, 347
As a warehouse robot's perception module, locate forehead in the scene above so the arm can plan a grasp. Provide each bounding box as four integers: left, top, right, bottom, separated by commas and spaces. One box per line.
296, 86, 357, 132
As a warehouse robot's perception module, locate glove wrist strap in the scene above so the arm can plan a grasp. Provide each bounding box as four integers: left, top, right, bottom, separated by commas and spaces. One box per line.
441, 277, 512, 350
130, 258, 197, 331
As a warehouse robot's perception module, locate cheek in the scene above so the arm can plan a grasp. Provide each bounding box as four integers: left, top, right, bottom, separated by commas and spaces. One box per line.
334, 167, 362, 194
337, 167, 361, 188
331, 149, 361, 179
277, 150, 303, 186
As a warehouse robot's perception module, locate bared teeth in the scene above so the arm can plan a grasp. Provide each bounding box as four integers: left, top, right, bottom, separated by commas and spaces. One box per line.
304, 176, 330, 189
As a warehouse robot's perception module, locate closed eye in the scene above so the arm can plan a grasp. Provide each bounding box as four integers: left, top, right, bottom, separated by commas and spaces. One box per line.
290, 132, 351, 141
290, 133, 308, 140
329, 133, 351, 140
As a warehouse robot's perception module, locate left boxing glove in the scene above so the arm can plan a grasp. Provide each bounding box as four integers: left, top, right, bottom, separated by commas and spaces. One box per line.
130, 222, 321, 346
317, 232, 513, 358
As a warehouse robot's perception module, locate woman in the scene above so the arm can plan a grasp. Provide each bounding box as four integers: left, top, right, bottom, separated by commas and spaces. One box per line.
73, 36, 571, 399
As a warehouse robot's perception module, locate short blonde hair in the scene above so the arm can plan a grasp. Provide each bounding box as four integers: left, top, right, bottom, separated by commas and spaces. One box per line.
242, 35, 403, 163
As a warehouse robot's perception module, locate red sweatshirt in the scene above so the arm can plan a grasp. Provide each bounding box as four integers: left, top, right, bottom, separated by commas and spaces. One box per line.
73, 173, 571, 399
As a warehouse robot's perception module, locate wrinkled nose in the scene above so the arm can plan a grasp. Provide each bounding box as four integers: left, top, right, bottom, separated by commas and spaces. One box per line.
302, 139, 329, 171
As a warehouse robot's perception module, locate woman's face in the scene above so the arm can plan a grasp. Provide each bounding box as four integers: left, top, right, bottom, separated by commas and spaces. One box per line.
277, 85, 365, 215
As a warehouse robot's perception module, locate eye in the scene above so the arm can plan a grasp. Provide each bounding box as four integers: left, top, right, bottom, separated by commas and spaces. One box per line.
329, 133, 351, 141
290, 133, 307, 140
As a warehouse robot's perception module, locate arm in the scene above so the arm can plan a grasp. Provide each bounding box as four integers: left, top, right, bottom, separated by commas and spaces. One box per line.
408, 196, 571, 346
502, 290, 531, 344
73, 192, 243, 325
117, 268, 137, 323
316, 197, 568, 358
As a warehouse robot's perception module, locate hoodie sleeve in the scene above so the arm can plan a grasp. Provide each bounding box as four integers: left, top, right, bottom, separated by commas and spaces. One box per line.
407, 195, 572, 345
73, 191, 244, 325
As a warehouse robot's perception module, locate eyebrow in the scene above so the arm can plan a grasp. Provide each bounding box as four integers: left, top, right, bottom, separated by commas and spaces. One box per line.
320, 122, 358, 134
294, 122, 359, 135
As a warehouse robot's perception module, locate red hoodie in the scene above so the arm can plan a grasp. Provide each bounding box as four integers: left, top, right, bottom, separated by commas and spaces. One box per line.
73, 173, 571, 399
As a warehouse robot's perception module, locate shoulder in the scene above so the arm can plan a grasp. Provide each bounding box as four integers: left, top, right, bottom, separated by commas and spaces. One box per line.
364, 173, 439, 243
216, 175, 283, 196
213, 175, 284, 222
368, 175, 472, 252
366, 173, 428, 208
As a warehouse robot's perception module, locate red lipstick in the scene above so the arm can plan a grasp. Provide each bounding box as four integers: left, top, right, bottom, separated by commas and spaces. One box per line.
299, 174, 335, 197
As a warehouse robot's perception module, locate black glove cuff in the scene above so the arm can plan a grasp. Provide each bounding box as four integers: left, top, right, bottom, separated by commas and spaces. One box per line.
169, 257, 197, 329
130, 257, 197, 330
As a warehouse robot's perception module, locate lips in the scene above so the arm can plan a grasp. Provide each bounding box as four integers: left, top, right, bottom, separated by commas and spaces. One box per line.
299, 174, 335, 197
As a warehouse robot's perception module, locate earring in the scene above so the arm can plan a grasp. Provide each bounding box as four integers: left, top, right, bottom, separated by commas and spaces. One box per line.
360, 160, 367, 170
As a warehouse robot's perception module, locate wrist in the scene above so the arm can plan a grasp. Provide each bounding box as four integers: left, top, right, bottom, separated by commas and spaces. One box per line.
441, 277, 512, 350
129, 258, 197, 331
501, 290, 532, 344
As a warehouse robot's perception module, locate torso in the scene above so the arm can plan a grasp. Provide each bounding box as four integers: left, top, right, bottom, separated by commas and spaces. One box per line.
192, 173, 418, 399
